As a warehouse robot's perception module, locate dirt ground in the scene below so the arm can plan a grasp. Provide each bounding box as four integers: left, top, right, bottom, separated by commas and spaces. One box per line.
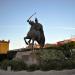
0, 69, 75, 75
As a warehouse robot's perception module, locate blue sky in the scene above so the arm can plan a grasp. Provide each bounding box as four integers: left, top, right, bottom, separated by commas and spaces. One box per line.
0, 0, 75, 50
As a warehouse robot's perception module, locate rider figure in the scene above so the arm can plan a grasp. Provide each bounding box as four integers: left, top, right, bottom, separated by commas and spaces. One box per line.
35, 18, 43, 33
27, 18, 43, 33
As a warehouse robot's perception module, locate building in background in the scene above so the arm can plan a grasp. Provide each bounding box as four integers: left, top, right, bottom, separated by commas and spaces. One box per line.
57, 37, 75, 46
0, 40, 10, 54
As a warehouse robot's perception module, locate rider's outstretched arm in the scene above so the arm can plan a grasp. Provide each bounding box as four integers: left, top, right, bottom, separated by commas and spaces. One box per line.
27, 20, 35, 26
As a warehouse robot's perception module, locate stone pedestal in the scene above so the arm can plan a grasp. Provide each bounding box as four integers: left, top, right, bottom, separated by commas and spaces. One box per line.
14, 50, 39, 65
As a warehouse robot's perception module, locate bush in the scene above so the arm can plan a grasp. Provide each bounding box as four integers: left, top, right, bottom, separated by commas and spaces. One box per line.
39, 49, 65, 71
40, 60, 51, 71
39, 59, 63, 71
0, 59, 9, 70
61, 59, 75, 69
9, 60, 27, 71
40, 49, 65, 61
39, 58, 75, 71
71, 60, 75, 69
27, 64, 39, 71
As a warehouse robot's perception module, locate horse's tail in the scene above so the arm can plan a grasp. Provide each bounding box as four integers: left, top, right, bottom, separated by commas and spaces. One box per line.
38, 35, 45, 48
41, 36, 45, 47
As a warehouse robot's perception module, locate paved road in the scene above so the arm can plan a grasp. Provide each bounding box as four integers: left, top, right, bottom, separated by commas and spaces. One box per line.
0, 69, 75, 75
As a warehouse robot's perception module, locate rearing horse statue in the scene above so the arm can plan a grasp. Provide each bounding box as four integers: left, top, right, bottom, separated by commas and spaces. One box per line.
24, 18, 45, 51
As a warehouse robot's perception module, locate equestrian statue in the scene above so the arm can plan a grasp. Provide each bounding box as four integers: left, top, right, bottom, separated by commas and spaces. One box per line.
24, 13, 45, 51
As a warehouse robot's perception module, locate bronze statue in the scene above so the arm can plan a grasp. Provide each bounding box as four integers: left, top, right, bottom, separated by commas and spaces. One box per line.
24, 17, 45, 50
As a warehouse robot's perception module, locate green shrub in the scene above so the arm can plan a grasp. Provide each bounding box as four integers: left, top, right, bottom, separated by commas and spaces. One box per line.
40, 60, 51, 71
9, 60, 27, 71
39, 59, 63, 71
71, 60, 75, 69
27, 64, 39, 71
40, 49, 65, 61
39, 49, 65, 71
0, 59, 9, 70
61, 59, 75, 69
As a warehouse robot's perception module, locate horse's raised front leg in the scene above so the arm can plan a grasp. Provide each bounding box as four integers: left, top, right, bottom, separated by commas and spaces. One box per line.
24, 36, 31, 45
24, 37, 28, 45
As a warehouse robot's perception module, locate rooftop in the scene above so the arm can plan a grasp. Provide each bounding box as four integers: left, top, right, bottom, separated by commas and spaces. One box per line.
0, 40, 10, 43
